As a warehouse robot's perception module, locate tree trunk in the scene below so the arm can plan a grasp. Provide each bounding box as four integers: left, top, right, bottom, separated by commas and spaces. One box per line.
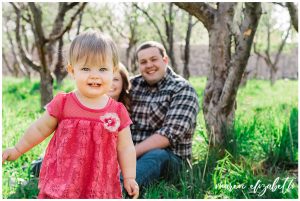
5, 22, 30, 78
270, 64, 278, 86
254, 18, 290, 86
11, 2, 86, 108
50, 3, 87, 83
2, 52, 15, 76
182, 14, 193, 79
21, 23, 30, 52
54, 38, 67, 85
76, 9, 84, 35
203, 3, 236, 148
165, 3, 177, 73
286, 2, 298, 32
126, 45, 133, 72
254, 54, 259, 78
40, 71, 53, 107
176, 2, 262, 151
46, 3, 79, 68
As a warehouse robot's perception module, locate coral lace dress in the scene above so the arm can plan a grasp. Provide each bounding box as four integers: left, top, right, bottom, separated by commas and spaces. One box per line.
38, 92, 132, 199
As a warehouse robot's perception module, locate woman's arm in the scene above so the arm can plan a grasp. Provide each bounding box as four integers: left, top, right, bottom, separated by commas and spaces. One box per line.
117, 126, 139, 198
2, 112, 58, 164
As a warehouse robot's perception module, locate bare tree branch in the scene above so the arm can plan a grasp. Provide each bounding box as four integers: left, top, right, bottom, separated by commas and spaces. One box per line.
253, 41, 267, 61
174, 2, 215, 31
46, 2, 87, 42
182, 14, 193, 79
133, 3, 168, 49
192, 19, 199, 27
76, 9, 84, 35
5, 20, 29, 77
254, 22, 291, 85
10, 2, 41, 72
273, 2, 285, 7
286, 2, 298, 32
28, 3, 46, 45
49, 2, 79, 38
274, 25, 291, 66
220, 2, 262, 114
87, 11, 105, 32
107, 15, 128, 39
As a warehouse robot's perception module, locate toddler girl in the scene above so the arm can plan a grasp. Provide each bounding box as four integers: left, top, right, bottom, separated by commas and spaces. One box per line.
2, 30, 139, 199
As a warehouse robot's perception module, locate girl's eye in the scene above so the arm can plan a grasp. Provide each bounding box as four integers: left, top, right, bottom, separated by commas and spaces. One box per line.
81, 67, 89, 71
99, 68, 107, 72
113, 78, 119, 81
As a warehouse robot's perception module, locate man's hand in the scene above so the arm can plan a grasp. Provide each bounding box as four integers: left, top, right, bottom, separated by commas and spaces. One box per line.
2, 147, 22, 164
124, 178, 139, 199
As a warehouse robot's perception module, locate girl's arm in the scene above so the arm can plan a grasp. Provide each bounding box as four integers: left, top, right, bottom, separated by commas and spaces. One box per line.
117, 126, 139, 199
2, 112, 58, 164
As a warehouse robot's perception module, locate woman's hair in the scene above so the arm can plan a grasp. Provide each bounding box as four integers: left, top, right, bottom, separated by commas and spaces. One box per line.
68, 30, 119, 70
117, 63, 131, 111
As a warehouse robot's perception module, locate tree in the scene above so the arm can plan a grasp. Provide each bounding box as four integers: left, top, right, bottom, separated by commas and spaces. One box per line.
286, 2, 298, 32
123, 3, 140, 74
10, 2, 87, 108
253, 5, 291, 85
182, 14, 198, 79
2, 10, 31, 78
175, 2, 262, 151
49, 3, 87, 85
133, 3, 179, 73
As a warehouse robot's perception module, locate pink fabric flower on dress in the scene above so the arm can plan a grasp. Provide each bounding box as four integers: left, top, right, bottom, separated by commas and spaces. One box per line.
100, 113, 120, 132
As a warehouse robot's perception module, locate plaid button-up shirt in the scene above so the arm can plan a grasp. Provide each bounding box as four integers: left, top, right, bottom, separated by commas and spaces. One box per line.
130, 67, 200, 159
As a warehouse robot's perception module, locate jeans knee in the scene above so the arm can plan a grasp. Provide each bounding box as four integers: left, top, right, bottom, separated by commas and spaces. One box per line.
141, 149, 169, 160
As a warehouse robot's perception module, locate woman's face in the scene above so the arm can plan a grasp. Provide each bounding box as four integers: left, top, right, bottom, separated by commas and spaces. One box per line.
107, 71, 123, 101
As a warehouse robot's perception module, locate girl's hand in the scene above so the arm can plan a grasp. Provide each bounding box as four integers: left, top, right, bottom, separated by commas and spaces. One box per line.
2, 147, 22, 164
124, 178, 139, 199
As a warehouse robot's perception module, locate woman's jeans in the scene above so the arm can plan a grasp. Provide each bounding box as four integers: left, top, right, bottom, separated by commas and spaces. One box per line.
121, 148, 183, 187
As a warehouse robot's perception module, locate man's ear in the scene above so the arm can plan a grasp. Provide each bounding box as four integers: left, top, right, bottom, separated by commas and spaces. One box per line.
162, 55, 169, 65
67, 64, 74, 75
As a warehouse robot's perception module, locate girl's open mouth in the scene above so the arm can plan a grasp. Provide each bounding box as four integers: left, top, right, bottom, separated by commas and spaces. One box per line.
88, 83, 101, 87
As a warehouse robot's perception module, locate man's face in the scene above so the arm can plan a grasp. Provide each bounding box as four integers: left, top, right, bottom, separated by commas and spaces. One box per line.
137, 47, 168, 85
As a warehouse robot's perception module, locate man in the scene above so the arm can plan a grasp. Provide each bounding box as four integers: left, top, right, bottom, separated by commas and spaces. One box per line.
129, 41, 199, 187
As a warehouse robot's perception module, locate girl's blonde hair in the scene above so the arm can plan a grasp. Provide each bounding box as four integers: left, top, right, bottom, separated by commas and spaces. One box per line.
117, 63, 131, 111
68, 30, 119, 70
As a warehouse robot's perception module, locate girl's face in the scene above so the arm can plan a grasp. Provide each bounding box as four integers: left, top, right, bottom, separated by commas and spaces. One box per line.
68, 59, 114, 99
107, 71, 123, 101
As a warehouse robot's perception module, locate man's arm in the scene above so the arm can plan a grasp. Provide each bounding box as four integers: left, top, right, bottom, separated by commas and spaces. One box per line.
135, 84, 199, 158
135, 134, 170, 158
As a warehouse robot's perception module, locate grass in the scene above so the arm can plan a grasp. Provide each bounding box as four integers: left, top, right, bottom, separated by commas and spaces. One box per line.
2, 77, 298, 199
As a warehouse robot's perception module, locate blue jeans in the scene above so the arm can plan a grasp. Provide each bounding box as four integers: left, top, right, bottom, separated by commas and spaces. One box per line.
121, 149, 182, 188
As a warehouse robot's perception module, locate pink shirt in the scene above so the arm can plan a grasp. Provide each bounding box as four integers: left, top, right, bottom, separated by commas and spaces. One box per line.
38, 92, 132, 198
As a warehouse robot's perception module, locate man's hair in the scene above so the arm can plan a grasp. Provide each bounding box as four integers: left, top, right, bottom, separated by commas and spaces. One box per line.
135, 41, 167, 60
68, 30, 119, 70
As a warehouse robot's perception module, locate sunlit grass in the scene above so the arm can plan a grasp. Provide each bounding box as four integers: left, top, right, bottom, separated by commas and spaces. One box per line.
2, 76, 298, 198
